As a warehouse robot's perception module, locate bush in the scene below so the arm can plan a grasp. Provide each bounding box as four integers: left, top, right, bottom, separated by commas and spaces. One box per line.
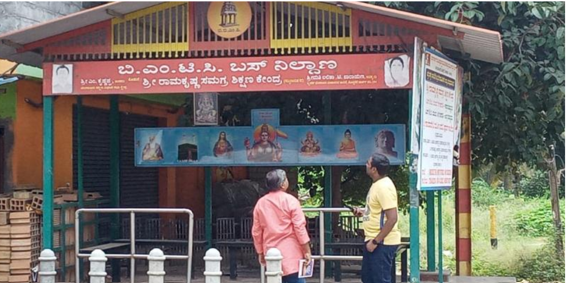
514, 199, 565, 237
518, 169, 551, 198
514, 241, 565, 283
517, 168, 566, 199
471, 178, 510, 207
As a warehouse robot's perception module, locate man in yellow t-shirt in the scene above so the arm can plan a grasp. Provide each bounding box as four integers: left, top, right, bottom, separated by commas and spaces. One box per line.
353, 153, 401, 283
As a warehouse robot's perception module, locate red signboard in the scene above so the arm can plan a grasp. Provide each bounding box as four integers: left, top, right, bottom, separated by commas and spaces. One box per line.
43, 54, 412, 96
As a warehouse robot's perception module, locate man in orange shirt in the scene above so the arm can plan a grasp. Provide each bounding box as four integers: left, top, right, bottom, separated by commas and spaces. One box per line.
252, 169, 312, 283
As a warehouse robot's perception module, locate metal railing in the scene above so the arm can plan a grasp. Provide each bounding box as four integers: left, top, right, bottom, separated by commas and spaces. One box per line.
261, 207, 360, 283
75, 208, 194, 283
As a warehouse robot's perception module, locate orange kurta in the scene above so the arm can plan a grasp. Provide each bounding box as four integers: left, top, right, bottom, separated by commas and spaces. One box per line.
252, 191, 310, 276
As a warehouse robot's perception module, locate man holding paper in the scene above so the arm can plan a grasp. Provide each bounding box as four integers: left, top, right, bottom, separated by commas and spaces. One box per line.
352, 153, 401, 283
252, 169, 312, 283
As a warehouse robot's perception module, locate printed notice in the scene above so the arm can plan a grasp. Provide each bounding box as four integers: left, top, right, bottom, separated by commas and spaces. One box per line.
418, 49, 458, 190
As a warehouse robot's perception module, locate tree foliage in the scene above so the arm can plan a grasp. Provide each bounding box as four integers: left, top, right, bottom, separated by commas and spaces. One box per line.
380, 1, 565, 173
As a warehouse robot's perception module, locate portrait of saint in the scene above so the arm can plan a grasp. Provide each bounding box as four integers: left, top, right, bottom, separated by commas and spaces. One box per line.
336, 129, 358, 159
374, 130, 398, 159
244, 123, 286, 162
52, 64, 73, 94
194, 93, 218, 125
142, 134, 164, 161
300, 131, 321, 157
213, 131, 234, 158
385, 55, 410, 88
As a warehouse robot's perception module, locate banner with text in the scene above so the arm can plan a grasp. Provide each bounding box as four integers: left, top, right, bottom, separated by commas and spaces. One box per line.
43, 54, 413, 95
418, 48, 460, 190
135, 124, 405, 167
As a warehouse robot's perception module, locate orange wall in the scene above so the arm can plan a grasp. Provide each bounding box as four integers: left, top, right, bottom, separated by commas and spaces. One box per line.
11, 83, 250, 219
12, 80, 43, 188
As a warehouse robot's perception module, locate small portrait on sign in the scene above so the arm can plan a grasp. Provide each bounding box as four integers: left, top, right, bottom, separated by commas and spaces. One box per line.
194, 92, 219, 126
213, 131, 234, 159
141, 131, 164, 161
336, 129, 358, 159
374, 130, 399, 159
177, 133, 198, 162
52, 64, 74, 94
384, 55, 410, 88
299, 131, 321, 157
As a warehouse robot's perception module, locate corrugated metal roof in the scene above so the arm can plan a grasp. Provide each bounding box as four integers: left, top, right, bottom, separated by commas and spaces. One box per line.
335, 1, 503, 63
0, 1, 503, 67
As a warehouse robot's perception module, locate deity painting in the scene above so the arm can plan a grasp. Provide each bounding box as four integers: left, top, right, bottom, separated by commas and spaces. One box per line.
244, 123, 287, 162
374, 130, 398, 159
194, 93, 218, 125
300, 131, 321, 157
213, 131, 234, 158
385, 55, 410, 88
177, 134, 198, 162
336, 129, 358, 159
142, 133, 164, 161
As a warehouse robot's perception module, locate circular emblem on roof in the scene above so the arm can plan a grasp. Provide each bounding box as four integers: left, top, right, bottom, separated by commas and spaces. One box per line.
207, 2, 252, 39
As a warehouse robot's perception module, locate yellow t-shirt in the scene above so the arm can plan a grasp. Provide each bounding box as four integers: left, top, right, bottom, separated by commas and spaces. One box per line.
362, 177, 401, 245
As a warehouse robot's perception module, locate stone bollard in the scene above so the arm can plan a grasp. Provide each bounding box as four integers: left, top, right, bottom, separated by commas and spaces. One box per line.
38, 249, 57, 283
203, 248, 222, 283
147, 248, 166, 283
88, 249, 107, 283
265, 248, 283, 283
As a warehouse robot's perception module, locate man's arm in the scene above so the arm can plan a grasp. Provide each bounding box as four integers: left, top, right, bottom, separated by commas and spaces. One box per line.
372, 208, 398, 243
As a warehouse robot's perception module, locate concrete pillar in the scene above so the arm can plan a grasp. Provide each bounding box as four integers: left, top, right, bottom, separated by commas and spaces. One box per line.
203, 248, 222, 283
89, 249, 108, 283
38, 249, 57, 283
265, 248, 283, 283
147, 248, 166, 283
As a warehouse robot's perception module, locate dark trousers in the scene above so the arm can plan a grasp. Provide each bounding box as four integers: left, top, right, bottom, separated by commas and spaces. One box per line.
361, 242, 398, 283
282, 272, 306, 283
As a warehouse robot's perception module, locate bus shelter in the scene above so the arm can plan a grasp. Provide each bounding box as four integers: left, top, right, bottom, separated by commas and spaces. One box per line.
0, 2, 503, 282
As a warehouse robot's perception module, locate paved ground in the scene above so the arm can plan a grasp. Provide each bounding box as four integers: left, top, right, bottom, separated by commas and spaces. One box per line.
114, 275, 517, 283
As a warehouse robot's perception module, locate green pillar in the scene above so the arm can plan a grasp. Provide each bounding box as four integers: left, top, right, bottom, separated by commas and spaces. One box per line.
323, 92, 333, 277
408, 90, 420, 283
427, 191, 436, 270
42, 96, 54, 249
77, 97, 85, 280
205, 167, 213, 249
109, 96, 120, 239
438, 190, 444, 283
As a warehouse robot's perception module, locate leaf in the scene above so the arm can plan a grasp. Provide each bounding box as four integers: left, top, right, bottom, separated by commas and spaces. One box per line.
531, 7, 543, 19
514, 107, 525, 112
463, 10, 476, 18
557, 27, 565, 39
498, 14, 506, 25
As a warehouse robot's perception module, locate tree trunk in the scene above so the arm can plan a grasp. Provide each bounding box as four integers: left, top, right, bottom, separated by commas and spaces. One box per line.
546, 146, 563, 257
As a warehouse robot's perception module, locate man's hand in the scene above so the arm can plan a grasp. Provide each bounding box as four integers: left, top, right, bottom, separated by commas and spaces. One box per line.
352, 207, 364, 217
258, 253, 266, 266
304, 252, 312, 265
366, 241, 377, 253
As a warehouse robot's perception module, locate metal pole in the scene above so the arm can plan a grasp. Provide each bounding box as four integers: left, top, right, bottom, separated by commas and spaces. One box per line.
130, 211, 136, 283
109, 95, 121, 282
319, 210, 325, 283
187, 211, 194, 283
408, 89, 421, 283
427, 191, 435, 271
77, 96, 85, 281
438, 190, 443, 283
110, 95, 120, 238
205, 167, 213, 249
323, 91, 333, 277
42, 96, 54, 249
